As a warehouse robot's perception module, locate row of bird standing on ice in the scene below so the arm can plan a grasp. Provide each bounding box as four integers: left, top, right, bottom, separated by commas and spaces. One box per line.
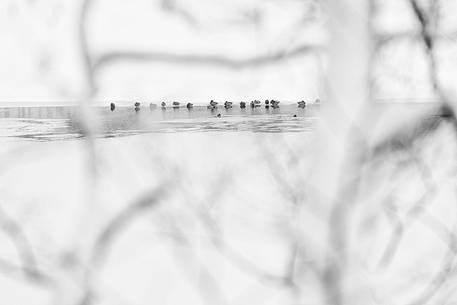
109, 99, 320, 113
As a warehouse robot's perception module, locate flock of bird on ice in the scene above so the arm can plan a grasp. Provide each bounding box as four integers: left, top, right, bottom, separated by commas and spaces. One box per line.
109, 99, 320, 118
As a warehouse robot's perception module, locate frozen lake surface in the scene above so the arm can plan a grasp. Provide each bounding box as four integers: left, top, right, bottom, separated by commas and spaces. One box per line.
0, 105, 319, 140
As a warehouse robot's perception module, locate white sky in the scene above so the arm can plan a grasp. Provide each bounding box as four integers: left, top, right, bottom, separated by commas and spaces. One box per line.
1, 0, 456, 104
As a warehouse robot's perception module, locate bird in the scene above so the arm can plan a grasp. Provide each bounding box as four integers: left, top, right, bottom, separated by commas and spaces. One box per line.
265, 100, 270, 109
134, 102, 140, 111
271, 100, 280, 108
110, 102, 115, 111
172, 101, 180, 109
298, 100, 306, 108
186, 102, 193, 109
161, 102, 166, 109
224, 101, 233, 109
240, 101, 246, 109
293, 114, 297, 117
216, 113, 221, 118
208, 100, 218, 110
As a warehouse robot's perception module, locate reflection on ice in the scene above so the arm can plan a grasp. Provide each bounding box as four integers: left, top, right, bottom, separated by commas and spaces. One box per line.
0, 105, 319, 141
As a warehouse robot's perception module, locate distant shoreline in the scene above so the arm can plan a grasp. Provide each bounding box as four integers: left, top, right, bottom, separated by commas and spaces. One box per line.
0, 98, 441, 108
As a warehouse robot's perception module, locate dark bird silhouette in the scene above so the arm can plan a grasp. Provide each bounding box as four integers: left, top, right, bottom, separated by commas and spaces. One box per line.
298, 100, 306, 108
161, 102, 166, 109
252, 100, 261, 108
134, 102, 140, 111
240, 101, 246, 109
208, 100, 218, 110
186, 102, 193, 109
110, 102, 115, 111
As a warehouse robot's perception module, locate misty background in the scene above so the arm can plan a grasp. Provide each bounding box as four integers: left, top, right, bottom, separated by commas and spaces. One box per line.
2, 1, 457, 305
1, 0, 456, 103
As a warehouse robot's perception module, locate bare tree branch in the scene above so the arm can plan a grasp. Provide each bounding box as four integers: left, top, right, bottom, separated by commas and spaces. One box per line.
376, 30, 457, 47
184, 173, 300, 288
0, 205, 51, 284
406, 211, 457, 305
88, 183, 170, 268
79, 0, 96, 96
92, 45, 322, 73
408, 0, 455, 118
379, 149, 438, 267
160, 0, 198, 26
75, 183, 172, 305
